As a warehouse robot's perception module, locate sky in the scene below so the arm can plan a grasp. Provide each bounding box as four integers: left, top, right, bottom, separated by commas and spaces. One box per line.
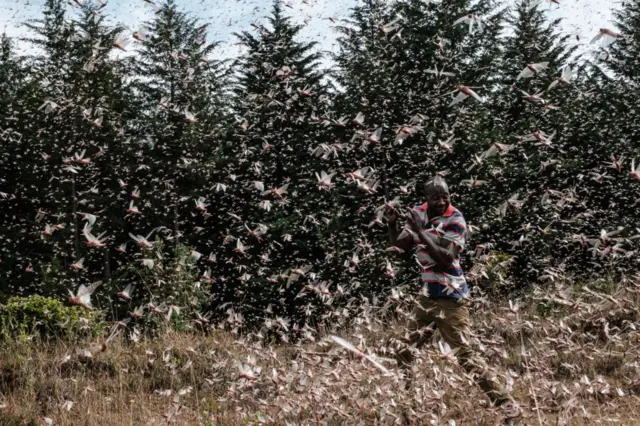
0, 0, 617, 66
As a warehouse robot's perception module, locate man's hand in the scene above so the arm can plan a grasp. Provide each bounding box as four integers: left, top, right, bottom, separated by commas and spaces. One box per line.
405, 209, 423, 233
387, 207, 413, 252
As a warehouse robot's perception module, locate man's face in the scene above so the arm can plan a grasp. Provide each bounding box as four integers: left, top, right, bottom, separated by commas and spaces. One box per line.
425, 187, 450, 217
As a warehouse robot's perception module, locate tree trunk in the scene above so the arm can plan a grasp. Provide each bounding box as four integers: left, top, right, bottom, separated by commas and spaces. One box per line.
71, 177, 80, 257
173, 202, 180, 249
103, 247, 111, 284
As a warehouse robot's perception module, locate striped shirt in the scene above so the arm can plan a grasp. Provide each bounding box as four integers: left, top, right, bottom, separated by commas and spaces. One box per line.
398, 203, 469, 300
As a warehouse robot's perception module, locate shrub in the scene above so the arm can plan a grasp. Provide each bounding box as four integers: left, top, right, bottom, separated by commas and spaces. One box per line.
113, 242, 211, 334
472, 251, 515, 297
0, 295, 104, 342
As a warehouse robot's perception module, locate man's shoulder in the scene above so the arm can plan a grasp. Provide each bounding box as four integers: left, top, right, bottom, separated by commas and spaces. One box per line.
448, 206, 466, 222
412, 203, 465, 220
413, 202, 429, 212
450, 206, 464, 216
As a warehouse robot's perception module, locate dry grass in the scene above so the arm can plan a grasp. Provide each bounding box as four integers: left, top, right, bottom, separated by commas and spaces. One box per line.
2, 285, 640, 425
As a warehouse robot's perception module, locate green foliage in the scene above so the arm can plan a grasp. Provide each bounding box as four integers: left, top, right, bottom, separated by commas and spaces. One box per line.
200, 0, 340, 329
114, 242, 210, 332
0, 296, 104, 341
472, 251, 514, 296
463, 0, 585, 286
1, 0, 640, 337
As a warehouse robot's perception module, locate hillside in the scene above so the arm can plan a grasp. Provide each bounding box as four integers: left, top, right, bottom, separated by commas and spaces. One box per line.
1, 282, 639, 425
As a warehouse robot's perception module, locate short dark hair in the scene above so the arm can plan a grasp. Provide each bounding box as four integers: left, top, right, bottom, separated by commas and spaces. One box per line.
424, 175, 449, 195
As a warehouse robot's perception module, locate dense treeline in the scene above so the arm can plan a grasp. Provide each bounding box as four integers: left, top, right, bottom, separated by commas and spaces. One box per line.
1, 0, 639, 333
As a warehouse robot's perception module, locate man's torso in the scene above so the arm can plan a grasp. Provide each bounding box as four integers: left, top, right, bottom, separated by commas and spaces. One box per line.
410, 203, 469, 299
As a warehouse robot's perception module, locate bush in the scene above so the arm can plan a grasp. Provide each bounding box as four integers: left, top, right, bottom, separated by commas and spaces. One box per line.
113, 242, 211, 334
0, 295, 104, 342
472, 251, 515, 297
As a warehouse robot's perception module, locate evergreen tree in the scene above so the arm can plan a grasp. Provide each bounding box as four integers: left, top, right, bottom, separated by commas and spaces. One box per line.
109, 0, 231, 319
327, 0, 408, 305
466, 0, 578, 288
330, 0, 506, 299
208, 0, 339, 331
539, 0, 640, 282
2, 0, 134, 300
1, 0, 79, 296
0, 34, 23, 104
130, 0, 229, 254
603, 0, 640, 84
0, 34, 32, 299
67, 3, 140, 288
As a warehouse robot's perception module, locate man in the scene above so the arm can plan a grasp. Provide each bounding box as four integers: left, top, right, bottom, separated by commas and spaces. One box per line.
387, 176, 520, 420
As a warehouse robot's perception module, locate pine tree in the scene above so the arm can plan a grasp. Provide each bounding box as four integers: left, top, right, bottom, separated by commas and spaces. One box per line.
603, 0, 640, 84
537, 0, 640, 281
23, 0, 75, 67
2, 0, 135, 299
1, 0, 80, 296
592, 0, 640, 169
67, 3, 140, 288
0, 34, 32, 299
207, 0, 339, 331
130, 0, 229, 253
99, 0, 232, 321
0, 34, 24, 172
330, 0, 506, 299
466, 0, 579, 287
587, 0, 640, 181
0, 34, 23, 106
327, 0, 407, 304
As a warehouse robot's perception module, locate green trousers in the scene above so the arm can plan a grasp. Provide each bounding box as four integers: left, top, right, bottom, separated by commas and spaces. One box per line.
396, 295, 510, 405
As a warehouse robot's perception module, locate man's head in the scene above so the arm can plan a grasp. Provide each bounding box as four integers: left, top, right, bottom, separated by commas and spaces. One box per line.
423, 176, 450, 217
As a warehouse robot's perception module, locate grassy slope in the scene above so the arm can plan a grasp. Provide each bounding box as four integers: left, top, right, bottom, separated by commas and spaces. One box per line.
1, 282, 640, 425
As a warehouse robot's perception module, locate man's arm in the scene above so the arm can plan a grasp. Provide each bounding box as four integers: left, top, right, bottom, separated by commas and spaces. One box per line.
387, 211, 413, 252
406, 209, 459, 267
414, 230, 457, 267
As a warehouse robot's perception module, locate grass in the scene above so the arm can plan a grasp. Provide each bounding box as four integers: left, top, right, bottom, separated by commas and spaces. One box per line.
1, 282, 640, 425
